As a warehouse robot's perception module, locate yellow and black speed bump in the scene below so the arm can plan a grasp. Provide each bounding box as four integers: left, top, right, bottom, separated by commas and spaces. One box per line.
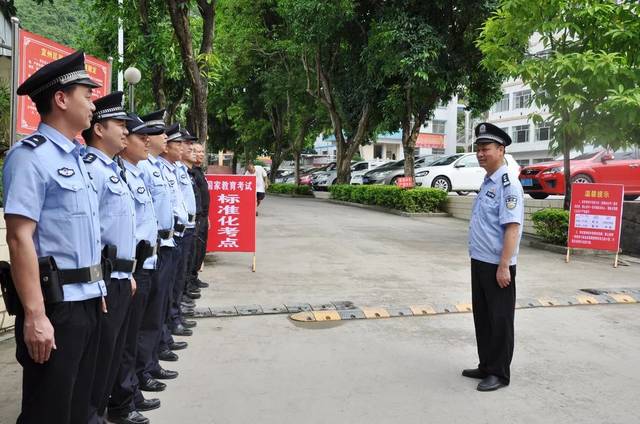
193, 300, 355, 318
289, 289, 640, 322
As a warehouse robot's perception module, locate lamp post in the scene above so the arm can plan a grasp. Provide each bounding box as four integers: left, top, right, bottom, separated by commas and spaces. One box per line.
123, 66, 141, 113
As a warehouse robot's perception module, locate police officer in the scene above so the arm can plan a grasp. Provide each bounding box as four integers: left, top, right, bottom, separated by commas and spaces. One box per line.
135, 111, 181, 394
184, 138, 210, 291
81, 91, 138, 422
158, 124, 193, 342
3, 51, 104, 423
464, 123, 524, 392
107, 114, 163, 424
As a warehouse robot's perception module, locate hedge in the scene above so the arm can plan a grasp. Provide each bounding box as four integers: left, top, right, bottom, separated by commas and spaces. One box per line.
329, 184, 447, 213
531, 208, 569, 246
267, 183, 313, 196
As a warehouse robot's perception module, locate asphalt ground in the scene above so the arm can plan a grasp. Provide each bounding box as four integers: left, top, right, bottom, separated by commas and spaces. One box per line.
0, 195, 638, 423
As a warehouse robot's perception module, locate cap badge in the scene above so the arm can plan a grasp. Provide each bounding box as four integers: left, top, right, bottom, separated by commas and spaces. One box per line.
479, 124, 486, 133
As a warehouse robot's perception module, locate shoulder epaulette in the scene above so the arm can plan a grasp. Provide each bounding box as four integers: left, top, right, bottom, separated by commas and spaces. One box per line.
502, 173, 511, 187
83, 153, 98, 163
21, 134, 48, 149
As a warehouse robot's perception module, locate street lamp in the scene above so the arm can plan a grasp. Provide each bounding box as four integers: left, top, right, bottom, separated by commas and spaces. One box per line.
123, 66, 141, 113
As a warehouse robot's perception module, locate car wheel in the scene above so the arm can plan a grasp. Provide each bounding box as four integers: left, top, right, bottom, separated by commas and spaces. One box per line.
571, 173, 593, 184
332, 179, 338, 185
431, 176, 451, 192
529, 193, 549, 200
390, 176, 401, 186
456, 191, 470, 196
624, 195, 639, 201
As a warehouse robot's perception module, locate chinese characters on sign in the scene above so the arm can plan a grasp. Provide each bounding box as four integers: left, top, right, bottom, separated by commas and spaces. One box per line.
206, 175, 256, 253
395, 177, 415, 189
568, 183, 624, 252
17, 30, 112, 136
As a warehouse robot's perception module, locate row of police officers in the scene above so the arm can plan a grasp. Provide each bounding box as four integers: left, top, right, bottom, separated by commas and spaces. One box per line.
1, 51, 211, 424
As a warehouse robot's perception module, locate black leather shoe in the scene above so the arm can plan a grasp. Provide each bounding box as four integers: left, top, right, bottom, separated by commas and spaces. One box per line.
477, 375, 507, 392
139, 378, 166, 392
181, 298, 195, 307
169, 341, 188, 350
185, 290, 201, 300
150, 367, 179, 380
108, 410, 150, 424
462, 368, 487, 379
195, 279, 209, 288
158, 350, 178, 361
171, 324, 193, 336
181, 319, 197, 328
181, 308, 195, 317
134, 397, 161, 412
187, 286, 201, 294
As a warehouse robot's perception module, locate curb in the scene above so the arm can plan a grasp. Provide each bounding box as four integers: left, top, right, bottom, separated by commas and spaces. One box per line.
325, 199, 448, 217
267, 192, 316, 199
521, 234, 603, 256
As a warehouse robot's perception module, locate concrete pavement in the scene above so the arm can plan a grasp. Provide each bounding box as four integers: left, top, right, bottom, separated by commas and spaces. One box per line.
0, 196, 638, 423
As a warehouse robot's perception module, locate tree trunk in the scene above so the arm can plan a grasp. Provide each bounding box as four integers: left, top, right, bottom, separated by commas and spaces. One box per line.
294, 152, 301, 185
563, 140, 572, 210
270, 152, 283, 184
165, 0, 216, 147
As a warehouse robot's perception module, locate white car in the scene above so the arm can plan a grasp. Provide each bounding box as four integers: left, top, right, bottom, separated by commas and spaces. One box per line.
350, 160, 390, 184
415, 153, 520, 194
314, 160, 387, 189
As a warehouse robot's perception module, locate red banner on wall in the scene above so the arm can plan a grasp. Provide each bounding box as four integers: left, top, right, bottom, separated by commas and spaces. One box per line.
16, 30, 112, 136
568, 183, 624, 252
206, 175, 256, 253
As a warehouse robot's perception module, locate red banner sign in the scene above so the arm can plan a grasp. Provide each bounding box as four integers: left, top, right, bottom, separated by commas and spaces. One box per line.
395, 177, 415, 189
206, 175, 256, 253
568, 183, 624, 252
416, 133, 444, 148
17, 30, 112, 136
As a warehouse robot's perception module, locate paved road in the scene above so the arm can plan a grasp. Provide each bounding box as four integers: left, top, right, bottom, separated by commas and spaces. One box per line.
1, 196, 638, 423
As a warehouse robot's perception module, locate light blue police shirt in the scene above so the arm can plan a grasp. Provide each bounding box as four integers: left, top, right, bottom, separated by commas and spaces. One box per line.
84, 146, 137, 280
175, 162, 196, 229
468, 165, 524, 266
157, 156, 189, 231
139, 154, 175, 248
2, 123, 106, 301
122, 159, 158, 270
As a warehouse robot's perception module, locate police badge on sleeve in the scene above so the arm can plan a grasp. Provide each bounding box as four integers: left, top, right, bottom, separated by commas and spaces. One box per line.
505, 195, 518, 210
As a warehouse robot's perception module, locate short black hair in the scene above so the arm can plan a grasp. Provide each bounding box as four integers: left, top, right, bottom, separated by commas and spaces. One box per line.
33, 85, 78, 117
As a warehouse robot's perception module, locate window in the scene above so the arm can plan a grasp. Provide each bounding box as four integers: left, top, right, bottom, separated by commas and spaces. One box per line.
432, 120, 446, 134
512, 125, 530, 143
513, 90, 532, 109
535, 122, 553, 142
613, 151, 635, 161
352, 162, 368, 171
458, 155, 479, 167
516, 159, 530, 167
430, 154, 463, 166
492, 94, 510, 112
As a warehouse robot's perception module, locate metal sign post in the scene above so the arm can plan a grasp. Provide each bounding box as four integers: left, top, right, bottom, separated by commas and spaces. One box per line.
9, 17, 20, 147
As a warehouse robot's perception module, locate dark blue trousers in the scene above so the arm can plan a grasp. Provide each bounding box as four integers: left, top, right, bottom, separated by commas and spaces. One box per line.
108, 269, 153, 417
169, 228, 194, 329
157, 240, 183, 355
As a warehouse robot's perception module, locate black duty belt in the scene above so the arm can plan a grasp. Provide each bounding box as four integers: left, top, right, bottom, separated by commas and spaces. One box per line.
158, 229, 174, 240
58, 264, 103, 285
174, 223, 186, 233
188, 214, 195, 222
112, 258, 137, 273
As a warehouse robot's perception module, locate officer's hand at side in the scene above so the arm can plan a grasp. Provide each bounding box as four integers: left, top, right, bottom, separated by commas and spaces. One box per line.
131, 277, 137, 297
496, 265, 511, 288
24, 312, 56, 364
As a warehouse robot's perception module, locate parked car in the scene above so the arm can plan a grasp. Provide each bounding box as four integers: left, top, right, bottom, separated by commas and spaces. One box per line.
345, 160, 390, 184
361, 155, 440, 185
279, 167, 320, 185
415, 153, 520, 194
312, 161, 368, 190
519, 149, 640, 200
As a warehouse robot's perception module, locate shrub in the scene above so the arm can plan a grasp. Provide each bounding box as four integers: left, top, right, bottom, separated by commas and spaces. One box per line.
328, 184, 447, 213
531, 208, 569, 246
267, 183, 312, 196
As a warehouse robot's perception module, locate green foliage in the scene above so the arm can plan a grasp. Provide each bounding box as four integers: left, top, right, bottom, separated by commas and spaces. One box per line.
14, 0, 86, 48
531, 208, 569, 246
0, 79, 10, 150
329, 185, 447, 213
267, 183, 313, 196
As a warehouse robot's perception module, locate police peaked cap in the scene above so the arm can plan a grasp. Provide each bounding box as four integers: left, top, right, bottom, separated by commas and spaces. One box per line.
92, 91, 131, 122
180, 129, 197, 142
474, 122, 512, 147
126, 113, 164, 135
165, 123, 184, 142
17, 50, 102, 100
140, 109, 167, 132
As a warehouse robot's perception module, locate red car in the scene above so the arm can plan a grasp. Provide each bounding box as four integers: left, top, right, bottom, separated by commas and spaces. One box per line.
519, 150, 640, 200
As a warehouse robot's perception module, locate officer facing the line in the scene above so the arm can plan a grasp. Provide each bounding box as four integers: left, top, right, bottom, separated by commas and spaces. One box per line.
2, 51, 104, 423
81, 91, 138, 423
463, 122, 524, 392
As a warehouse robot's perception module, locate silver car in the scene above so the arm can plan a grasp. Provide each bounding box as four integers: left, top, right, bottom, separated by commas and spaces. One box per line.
362, 155, 439, 185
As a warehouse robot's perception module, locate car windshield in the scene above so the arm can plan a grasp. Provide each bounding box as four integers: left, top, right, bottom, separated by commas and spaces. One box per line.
428, 154, 462, 166
374, 160, 403, 170
571, 152, 600, 161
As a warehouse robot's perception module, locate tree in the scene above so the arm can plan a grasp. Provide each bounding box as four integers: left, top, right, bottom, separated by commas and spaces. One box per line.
370, 1, 502, 180
478, 0, 640, 209
279, 0, 388, 183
